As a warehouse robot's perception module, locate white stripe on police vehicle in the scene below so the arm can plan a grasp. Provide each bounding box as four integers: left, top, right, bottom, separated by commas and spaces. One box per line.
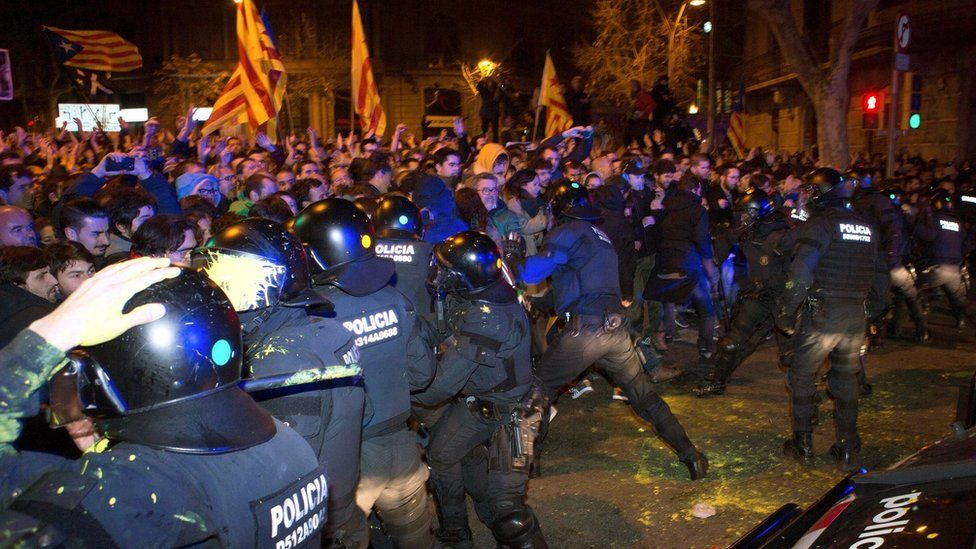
342, 308, 400, 348
839, 223, 872, 242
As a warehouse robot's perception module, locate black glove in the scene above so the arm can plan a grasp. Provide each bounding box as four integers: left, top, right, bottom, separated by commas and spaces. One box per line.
503, 232, 526, 263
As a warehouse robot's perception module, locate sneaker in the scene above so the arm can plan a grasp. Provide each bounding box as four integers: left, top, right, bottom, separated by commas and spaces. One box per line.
611, 388, 629, 402
569, 379, 594, 399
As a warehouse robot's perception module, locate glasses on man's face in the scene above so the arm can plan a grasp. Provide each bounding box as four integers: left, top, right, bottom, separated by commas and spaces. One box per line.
198, 188, 220, 197
478, 187, 499, 195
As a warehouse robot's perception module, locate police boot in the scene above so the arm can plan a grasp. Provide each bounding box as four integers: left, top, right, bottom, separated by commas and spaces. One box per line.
829, 438, 861, 473
694, 349, 735, 397
694, 379, 726, 397
783, 432, 814, 466
435, 520, 473, 549
679, 450, 709, 480
491, 507, 548, 549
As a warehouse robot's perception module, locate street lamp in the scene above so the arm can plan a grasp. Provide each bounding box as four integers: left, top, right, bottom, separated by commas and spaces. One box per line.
667, 0, 706, 83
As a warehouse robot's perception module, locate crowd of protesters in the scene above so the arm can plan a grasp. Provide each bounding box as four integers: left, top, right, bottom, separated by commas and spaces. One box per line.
1, 74, 974, 545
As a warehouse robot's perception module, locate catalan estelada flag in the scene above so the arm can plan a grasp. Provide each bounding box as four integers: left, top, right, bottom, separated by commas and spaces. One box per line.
43, 26, 142, 72
351, 0, 386, 137
728, 82, 747, 158
538, 52, 573, 138
203, 0, 286, 139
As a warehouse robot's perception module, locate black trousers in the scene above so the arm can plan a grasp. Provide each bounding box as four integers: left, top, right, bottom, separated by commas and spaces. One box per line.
319, 386, 369, 548
427, 397, 537, 530
536, 319, 696, 459
788, 299, 865, 442
920, 264, 972, 324
713, 292, 779, 382
889, 265, 925, 335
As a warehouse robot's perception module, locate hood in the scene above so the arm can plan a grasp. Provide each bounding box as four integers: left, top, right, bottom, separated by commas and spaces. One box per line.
473, 143, 506, 175
413, 175, 456, 218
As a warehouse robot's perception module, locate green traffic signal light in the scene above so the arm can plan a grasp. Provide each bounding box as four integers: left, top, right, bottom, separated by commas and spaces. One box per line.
909, 113, 921, 129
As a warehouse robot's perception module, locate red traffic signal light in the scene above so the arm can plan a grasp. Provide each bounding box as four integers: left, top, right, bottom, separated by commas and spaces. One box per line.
863, 92, 881, 113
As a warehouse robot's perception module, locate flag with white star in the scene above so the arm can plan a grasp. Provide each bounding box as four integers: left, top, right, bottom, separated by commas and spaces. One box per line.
42, 26, 142, 72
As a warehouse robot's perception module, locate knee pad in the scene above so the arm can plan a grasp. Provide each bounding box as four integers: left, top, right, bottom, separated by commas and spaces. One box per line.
491, 506, 547, 549
377, 485, 432, 545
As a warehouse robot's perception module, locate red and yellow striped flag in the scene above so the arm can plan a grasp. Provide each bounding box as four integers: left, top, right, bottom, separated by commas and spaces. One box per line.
203, 0, 287, 139
42, 26, 142, 72
351, 0, 386, 137
538, 52, 573, 139
727, 83, 747, 158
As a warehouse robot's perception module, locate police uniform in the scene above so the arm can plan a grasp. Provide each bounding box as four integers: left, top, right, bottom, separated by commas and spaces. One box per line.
697, 208, 795, 395
314, 265, 435, 548
243, 307, 368, 548
527, 214, 705, 477
418, 231, 546, 548
776, 193, 888, 467
914, 200, 974, 328
375, 236, 435, 317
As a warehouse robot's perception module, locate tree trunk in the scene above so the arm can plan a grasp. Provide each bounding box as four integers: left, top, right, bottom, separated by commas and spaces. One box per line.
814, 82, 851, 169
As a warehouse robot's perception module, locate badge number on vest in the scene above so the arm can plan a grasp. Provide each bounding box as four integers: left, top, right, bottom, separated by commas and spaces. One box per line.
253, 465, 328, 548
590, 225, 613, 245
375, 242, 416, 263
839, 223, 872, 242
342, 307, 400, 348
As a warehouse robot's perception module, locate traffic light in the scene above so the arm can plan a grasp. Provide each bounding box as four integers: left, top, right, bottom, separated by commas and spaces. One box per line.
909, 74, 922, 129
862, 91, 882, 130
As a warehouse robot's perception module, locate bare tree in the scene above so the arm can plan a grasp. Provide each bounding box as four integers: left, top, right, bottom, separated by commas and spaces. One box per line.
574, 0, 703, 107
152, 54, 228, 125
749, 0, 880, 169
276, 12, 346, 100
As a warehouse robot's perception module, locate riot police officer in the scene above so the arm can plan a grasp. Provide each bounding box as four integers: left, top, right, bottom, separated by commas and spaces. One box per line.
851, 169, 914, 343
881, 185, 927, 340
2, 269, 328, 547
372, 194, 435, 317
914, 188, 975, 331
192, 218, 368, 547
415, 231, 547, 548
696, 190, 795, 397
517, 180, 708, 480
775, 168, 888, 471
292, 198, 436, 548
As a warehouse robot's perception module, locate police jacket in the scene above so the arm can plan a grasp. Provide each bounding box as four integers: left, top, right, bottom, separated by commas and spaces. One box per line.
913, 208, 970, 265
737, 210, 795, 296
243, 307, 363, 458
778, 198, 888, 318
540, 219, 622, 316
0, 420, 326, 548
853, 187, 904, 268
648, 189, 714, 276
413, 281, 532, 406
375, 237, 435, 316
314, 278, 435, 438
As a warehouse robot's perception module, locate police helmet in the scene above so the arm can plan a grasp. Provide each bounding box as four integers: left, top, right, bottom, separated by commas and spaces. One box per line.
373, 194, 423, 240
621, 157, 646, 176
806, 167, 855, 201
290, 198, 375, 274
733, 190, 774, 224
192, 218, 328, 312
549, 179, 601, 221
427, 231, 503, 295
929, 188, 954, 211
49, 268, 275, 454
845, 168, 873, 189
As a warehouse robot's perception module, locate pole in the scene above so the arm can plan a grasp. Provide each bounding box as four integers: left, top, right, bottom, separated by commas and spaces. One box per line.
705, 0, 716, 151
885, 26, 900, 178
531, 105, 542, 142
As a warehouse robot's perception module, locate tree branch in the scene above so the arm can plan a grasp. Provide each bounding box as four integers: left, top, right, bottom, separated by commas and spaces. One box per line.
827, 0, 880, 89
748, 0, 826, 97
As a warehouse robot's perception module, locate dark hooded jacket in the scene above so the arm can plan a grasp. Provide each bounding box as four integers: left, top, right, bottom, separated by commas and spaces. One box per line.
413, 175, 469, 245
0, 284, 55, 349
592, 181, 635, 294
649, 189, 713, 276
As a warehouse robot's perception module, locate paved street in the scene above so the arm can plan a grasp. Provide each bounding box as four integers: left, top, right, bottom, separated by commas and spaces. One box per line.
468, 305, 976, 548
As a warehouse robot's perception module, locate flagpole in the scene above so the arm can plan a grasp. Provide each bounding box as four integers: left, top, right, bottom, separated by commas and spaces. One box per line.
531, 51, 549, 143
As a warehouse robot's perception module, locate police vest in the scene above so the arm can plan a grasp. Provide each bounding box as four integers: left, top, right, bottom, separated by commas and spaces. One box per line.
811, 208, 878, 299
316, 284, 412, 435
740, 212, 792, 293
454, 299, 533, 402
547, 220, 622, 315
4, 421, 326, 548
930, 211, 965, 263
376, 237, 434, 315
